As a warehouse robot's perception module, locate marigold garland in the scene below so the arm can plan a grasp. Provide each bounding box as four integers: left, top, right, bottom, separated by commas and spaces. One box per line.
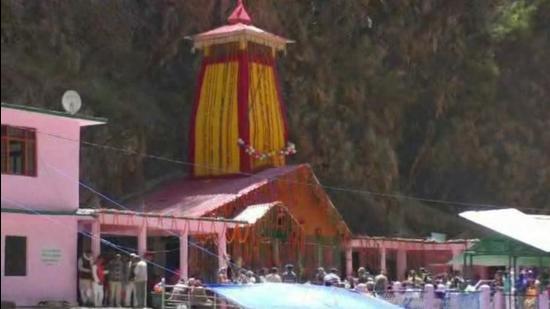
226, 225, 239, 244
237, 138, 296, 161
239, 225, 251, 243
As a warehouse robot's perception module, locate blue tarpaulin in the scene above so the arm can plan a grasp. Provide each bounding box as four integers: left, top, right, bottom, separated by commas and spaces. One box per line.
208, 283, 400, 309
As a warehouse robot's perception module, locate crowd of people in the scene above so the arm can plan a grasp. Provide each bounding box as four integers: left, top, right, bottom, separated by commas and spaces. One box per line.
78, 249, 549, 308
210, 263, 391, 296
77, 250, 148, 307
212, 264, 299, 284
212, 263, 549, 302
491, 268, 549, 309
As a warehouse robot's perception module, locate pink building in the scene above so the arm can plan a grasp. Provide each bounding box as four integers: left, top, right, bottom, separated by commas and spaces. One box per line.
1, 102, 106, 306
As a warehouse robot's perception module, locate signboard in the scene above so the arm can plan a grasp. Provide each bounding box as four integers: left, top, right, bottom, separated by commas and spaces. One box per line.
41, 248, 62, 265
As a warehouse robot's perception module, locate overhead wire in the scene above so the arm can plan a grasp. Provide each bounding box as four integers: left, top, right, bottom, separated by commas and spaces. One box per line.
6, 124, 543, 274
1, 196, 181, 277
18, 126, 548, 213
42, 160, 242, 270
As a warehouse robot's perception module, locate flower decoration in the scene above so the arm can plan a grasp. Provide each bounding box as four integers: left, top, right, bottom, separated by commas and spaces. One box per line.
237, 138, 297, 160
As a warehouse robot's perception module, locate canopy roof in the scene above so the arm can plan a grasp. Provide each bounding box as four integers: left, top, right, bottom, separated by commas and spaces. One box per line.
459, 208, 550, 253
209, 283, 399, 309
449, 253, 550, 267
190, 0, 292, 51
233, 202, 277, 224
466, 235, 549, 257
448, 234, 550, 266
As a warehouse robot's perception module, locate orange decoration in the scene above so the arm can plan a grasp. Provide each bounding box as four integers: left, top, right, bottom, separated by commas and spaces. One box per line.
239, 225, 250, 243
226, 225, 239, 244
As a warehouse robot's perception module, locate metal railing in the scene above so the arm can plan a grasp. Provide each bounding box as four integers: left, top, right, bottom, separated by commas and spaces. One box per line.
498, 293, 540, 309
441, 290, 481, 309
156, 278, 243, 309
380, 289, 427, 309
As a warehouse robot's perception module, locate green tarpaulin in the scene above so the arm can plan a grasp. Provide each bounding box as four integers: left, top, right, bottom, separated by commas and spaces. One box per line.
448, 235, 550, 267
449, 254, 550, 267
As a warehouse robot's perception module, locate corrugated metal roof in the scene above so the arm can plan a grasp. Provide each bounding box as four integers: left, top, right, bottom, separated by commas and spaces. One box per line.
136, 165, 300, 217
459, 208, 550, 253
130, 164, 351, 236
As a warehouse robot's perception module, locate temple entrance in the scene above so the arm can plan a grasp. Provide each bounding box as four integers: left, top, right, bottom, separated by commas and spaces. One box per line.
386, 249, 398, 281
228, 202, 305, 280
188, 235, 218, 283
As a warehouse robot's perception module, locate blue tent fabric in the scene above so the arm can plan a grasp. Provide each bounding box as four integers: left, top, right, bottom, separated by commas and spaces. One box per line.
208, 283, 400, 309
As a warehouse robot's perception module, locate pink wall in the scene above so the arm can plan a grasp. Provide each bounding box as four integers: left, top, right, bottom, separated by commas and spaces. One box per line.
1, 212, 78, 306
1, 108, 83, 211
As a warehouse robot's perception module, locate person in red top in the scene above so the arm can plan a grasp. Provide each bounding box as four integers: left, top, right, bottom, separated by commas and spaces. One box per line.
92, 256, 109, 307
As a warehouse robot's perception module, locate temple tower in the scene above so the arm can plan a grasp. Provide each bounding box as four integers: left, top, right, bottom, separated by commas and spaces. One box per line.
189, 0, 294, 177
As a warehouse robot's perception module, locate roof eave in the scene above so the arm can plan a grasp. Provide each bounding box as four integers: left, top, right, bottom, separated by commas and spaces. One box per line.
1, 102, 108, 126
192, 29, 292, 52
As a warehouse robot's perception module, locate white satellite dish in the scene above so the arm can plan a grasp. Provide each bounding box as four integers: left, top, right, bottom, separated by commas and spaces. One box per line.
62, 90, 82, 115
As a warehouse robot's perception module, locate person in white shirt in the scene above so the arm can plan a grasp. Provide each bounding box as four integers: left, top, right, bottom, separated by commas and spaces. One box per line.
323, 268, 341, 286
246, 271, 256, 284
134, 256, 148, 308
91, 256, 109, 307
265, 267, 282, 283
77, 251, 94, 306
374, 270, 388, 296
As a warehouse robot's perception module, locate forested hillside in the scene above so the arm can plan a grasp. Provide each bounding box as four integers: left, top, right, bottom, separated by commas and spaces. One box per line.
2, 0, 549, 237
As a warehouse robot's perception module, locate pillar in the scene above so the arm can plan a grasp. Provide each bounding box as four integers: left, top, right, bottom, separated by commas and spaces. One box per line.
91, 221, 101, 258
451, 247, 463, 272
379, 247, 387, 273
539, 290, 549, 309
274, 239, 281, 266
359, 250, 366, 269
396, 249, 407, 281
345, 246, 353, 278
479, 284, 491, 309
137, 225, 147, 256
179, 230, 189, 280
424, 284, 435, 309
494, 290, 503, 309
218, 229, 228, 272
316, 242, 322, 267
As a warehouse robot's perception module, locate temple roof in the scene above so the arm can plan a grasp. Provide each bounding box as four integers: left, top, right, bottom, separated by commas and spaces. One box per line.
132, 165, 301, 217
190, 0, 292, 51
126, 164, 351, 236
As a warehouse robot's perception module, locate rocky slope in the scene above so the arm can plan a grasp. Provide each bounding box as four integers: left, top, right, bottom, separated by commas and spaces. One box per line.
2, 0, 549, 236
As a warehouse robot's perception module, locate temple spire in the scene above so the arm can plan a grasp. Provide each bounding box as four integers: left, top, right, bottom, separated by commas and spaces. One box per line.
189, 0, 293, 177
227, 0, 252, 25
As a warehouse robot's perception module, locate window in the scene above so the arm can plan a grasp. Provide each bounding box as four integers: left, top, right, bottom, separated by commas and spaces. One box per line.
1, 125, 36, 176
4, 236, 27, 276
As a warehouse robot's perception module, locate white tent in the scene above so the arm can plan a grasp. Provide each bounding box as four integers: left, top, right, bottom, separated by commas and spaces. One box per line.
459, 208, 550, 253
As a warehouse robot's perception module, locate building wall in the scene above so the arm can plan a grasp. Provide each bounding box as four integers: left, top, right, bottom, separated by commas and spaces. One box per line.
1, 213, 78, 306
1, 108, 81, 211
270, 165, 345, 237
